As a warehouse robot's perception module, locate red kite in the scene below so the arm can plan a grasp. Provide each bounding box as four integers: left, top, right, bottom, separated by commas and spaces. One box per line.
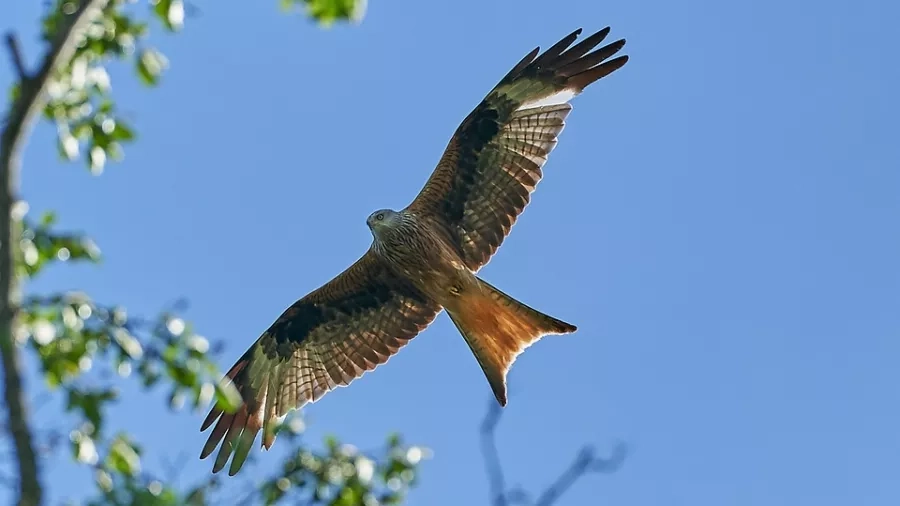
201, 27, 628, 475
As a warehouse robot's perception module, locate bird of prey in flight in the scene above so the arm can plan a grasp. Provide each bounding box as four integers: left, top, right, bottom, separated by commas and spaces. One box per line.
200, 26, 629, 475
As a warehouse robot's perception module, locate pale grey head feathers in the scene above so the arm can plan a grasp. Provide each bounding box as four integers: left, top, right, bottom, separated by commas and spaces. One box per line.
366, 209, 401, 238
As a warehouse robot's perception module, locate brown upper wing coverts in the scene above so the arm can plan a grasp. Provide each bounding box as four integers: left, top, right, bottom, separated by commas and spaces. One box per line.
407, 27, 627, 271
201, 27, 628, 476
200, 251, 441, 475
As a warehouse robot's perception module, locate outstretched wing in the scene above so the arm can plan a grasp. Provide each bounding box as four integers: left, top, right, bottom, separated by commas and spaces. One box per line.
200, 250, 442, 475
407, 27, 628, 271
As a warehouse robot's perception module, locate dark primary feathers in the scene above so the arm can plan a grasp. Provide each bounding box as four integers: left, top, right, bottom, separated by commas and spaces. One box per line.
201, 27, 628, 477
199, 251, 441, 475
407, 27, 628, 271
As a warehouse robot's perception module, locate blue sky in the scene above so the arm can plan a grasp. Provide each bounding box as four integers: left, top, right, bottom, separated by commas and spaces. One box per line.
3, 0, 899, 504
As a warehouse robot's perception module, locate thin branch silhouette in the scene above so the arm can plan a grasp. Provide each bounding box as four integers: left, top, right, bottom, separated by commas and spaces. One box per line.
479, 397, 627, 506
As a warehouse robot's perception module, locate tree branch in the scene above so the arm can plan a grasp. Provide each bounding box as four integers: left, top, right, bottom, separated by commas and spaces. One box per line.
533, 443, 627, 506
480, 400, 508, 506
4, 35, 28, 82
0, 1, 110, 505
480, 397, 627, 506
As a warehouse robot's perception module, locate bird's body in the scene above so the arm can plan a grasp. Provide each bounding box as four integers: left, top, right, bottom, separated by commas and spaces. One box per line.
200, 27, 630, 476
367, 209, 468, 293
368, 208, 576, 394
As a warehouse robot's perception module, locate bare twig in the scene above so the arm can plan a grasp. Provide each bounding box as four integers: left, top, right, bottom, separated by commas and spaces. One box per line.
4, 35, 28, 82
0, 1, 110, 505
534, 443, 627, 506
479, 397, 627, 506
480, 400, 508, 506
160, 449, 190, 486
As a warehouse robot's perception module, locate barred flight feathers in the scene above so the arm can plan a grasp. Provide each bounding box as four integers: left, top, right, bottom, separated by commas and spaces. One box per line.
199, 251, 441, 475
407, 27, 628, 271
200, 27, 628, 477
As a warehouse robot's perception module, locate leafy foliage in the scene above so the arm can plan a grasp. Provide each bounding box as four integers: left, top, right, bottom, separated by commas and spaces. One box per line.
17, 208, 100, 279
15, 0, 365, 176
280, 0, 368, 25
257, 433, 425, 505
36, 0, 175, 174
3, 0, 426, 505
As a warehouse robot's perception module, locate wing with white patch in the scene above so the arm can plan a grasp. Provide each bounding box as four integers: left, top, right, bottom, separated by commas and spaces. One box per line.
407, 27, 629, 271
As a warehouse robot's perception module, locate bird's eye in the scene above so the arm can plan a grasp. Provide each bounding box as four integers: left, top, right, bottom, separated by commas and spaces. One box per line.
375, 213, 384, 221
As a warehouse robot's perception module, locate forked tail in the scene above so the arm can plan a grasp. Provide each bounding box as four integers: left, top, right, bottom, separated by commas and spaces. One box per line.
446, 276, 576, 406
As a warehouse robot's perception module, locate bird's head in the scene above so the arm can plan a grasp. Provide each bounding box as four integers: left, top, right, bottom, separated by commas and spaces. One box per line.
366, 209, 401, 239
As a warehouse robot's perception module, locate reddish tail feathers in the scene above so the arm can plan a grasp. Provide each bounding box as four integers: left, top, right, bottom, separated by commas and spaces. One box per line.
446, 276, 576, 405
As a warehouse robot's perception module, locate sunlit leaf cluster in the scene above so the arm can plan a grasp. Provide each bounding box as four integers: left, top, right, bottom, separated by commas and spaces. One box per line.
17, 206, 101, 278
31, 0, 182, 174
10, 208, 235, 503
258, 433, 427, 505
14, 289, 230, 504
80, 429, 219, 506
19, 292, 233, 405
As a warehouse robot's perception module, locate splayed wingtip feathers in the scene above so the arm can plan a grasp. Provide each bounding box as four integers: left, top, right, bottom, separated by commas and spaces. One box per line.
262, 429, 277, 451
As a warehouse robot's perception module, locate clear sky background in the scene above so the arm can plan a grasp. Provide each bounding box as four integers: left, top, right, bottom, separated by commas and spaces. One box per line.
3, 0, 899, 504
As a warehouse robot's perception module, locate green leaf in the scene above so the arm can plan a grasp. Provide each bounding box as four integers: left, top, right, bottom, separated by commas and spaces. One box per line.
136, 48, 168, 86
311, 0, 367, 24
65, 387, 118, 435
107, 435, 142, 476
325, 434, 340, 454
89, 145, 107, 173
213, 380, 242, 413
152, 0, 185, 31
112, 121, 135, 141
281, 0, 367, 24
39, 210, 57, 227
